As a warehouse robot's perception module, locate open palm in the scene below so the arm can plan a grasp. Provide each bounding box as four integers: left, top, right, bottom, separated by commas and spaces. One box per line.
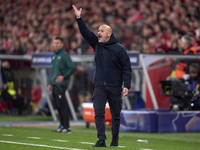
72, 5, 82, 19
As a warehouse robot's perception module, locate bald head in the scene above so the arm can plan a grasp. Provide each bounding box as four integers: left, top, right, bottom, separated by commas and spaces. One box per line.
98, 24, 112, 43
100, 24, 112, 34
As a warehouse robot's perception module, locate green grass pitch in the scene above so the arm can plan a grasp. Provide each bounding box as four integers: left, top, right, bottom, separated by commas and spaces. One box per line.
0, 115, 200, 150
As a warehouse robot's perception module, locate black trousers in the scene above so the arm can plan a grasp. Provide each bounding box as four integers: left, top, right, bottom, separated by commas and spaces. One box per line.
52, 85, 69, 128
93, 84, 122, 140
2, 91, 24, 115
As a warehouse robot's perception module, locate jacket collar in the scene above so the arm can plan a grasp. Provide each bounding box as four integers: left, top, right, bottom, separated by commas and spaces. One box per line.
54, 47, 63, 54
99, 33, 118, 47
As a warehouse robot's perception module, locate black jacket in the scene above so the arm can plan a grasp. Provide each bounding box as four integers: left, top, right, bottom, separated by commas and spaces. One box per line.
77, 18, 131, 89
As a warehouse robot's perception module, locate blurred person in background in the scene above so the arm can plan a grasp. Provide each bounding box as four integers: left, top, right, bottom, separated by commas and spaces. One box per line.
179, 35, 197, 55
141, 43, 151, 53
182, 63, 200, 110
47, 37, 76, 133
72, 64, 88, 119
0, 60, 7, 111
1, 61, 18, 115
174, 35, 197, 79
13, 39, 24, 55
156, 46, 167, 54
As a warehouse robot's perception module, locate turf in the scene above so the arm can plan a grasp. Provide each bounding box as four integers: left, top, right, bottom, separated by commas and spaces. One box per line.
0, 115, 200, 150
0, 114, 53, 122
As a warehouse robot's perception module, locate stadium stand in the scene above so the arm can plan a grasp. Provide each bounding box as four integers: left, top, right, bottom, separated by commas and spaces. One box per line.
0, 0, 200, 54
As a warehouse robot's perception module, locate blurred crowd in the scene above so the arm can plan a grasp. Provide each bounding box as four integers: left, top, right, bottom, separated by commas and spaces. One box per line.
0, 0, 200, 55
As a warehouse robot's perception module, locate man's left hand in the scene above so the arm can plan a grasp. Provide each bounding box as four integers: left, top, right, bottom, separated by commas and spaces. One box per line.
123, 87, 129, 97
55, 75, 64, 83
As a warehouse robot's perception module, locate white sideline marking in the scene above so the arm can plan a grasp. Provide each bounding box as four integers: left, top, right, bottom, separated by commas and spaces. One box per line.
79, 142, 94, 145
0, 140, 84, 150
27, 137, 41, 139
140, 148, 155, 150
3, 134, 13, 136
53, 139, 69, 142
118, 146, 125, 148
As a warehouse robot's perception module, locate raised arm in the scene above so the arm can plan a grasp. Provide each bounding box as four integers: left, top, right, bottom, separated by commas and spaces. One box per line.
72, 5, 98, 49
72, 5, 82, 19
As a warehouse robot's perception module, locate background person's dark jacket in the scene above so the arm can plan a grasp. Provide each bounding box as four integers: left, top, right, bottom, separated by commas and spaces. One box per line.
2, 67, 16, 100
77, 18, 132, 89
1, 66, 7, 85
0, 65, 7, 97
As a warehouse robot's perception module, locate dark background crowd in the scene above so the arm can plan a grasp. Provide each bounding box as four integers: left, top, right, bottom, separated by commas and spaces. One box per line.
1, 0, 200, 55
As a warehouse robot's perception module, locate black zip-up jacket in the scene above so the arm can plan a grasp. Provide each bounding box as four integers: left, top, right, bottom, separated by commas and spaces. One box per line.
77, 18, 131, 89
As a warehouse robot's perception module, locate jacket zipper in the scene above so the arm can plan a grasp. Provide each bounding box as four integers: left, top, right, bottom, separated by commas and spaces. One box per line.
104, 49, 107, 86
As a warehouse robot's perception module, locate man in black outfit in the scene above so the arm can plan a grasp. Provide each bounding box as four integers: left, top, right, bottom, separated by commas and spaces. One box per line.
73, 5, 132, 147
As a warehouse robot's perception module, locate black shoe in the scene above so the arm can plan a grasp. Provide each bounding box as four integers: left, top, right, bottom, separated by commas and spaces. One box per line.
93, 140, 106, 147
110, 136, 118, 146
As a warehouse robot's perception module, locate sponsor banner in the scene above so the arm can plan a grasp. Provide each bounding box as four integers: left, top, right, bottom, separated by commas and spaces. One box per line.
31, 53, 53, 68
31, 52, 140, 68
120, 110, 200, 133
158, 111, 200, 133
120, 110, 158, 133
128, 52, 140, 67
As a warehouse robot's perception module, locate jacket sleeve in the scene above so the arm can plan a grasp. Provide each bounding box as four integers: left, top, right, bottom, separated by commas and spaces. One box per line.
119, 48, 132, 89
77, 18, 98, 49
62, 53, 76, 80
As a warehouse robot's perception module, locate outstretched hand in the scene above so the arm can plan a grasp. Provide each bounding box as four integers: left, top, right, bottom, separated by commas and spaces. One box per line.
72, 5, 82, 19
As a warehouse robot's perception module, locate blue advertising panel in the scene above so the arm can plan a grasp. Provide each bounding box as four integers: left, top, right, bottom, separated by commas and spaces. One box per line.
31, 53, 53, 68
158, 111, 200, 133
128, 52, 140, 67
120, 110, 158, 133
31, 52, 139, 68
120, 110, 200, 133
